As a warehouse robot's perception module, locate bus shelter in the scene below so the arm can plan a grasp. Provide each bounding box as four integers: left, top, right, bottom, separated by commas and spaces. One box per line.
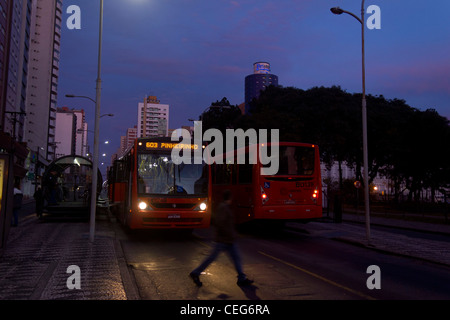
41, 155, 102, 216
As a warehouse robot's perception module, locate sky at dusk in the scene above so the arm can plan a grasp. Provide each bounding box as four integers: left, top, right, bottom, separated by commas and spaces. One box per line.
56, 0, 450, 170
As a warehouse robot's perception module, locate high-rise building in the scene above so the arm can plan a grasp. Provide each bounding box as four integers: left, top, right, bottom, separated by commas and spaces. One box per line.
0, 0, 32, 141
54, 107, 77, 158
137, 96, 169, 138
0, 0, 33, 185
24, 0, 63, 162
111, 126, 137, 164
125, 126, 137, 149
73, 109, 88, 157
244, 62, 278, 114
53, 107, 88, 158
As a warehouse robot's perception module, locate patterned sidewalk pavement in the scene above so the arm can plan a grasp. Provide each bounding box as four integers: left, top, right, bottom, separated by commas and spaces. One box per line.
0, 217, 128, 300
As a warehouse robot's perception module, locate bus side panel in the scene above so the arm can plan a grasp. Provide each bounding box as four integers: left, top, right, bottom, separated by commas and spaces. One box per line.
113, 182, 126, 202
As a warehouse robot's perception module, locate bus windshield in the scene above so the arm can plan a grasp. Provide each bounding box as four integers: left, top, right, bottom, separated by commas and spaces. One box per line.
264, 145, 315, 176
137, 153, 208, 196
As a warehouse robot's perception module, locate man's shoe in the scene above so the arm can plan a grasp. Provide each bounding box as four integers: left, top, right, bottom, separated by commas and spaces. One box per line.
189, 273, 202, 287
237, 278, 254, 286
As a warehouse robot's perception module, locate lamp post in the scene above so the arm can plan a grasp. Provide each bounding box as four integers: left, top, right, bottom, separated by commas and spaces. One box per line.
66, 94, 100, 242
64, 0, 103, 242
331, 1, 371, 243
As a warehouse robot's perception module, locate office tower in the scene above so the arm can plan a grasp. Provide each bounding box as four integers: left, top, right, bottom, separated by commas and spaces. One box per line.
137, 96, 169, 138
244, 62, 278, 114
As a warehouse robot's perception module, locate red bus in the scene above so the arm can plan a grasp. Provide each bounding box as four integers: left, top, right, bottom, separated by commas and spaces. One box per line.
108, 137, 211, 230
211, 142, 322, 225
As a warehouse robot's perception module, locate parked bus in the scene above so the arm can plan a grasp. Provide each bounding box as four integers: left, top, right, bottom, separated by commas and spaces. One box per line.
211, 142, 322, 225
108, 137, 211, 230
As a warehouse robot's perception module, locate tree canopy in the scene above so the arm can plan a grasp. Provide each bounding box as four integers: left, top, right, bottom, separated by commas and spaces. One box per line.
203, 86, 450, 200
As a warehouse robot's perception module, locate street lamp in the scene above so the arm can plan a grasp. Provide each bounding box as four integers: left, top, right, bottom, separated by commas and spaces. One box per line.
65, 94, 95, 103
67, 93, 101, 242
330, 1, 371, 243
64, 0, 103, 243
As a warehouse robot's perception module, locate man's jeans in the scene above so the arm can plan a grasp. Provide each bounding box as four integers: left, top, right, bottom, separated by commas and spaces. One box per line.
191, 242, 246, 281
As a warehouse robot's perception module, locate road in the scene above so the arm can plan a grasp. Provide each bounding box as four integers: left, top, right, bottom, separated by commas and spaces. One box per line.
113, 220, 450, 300
4, 203, 450, 302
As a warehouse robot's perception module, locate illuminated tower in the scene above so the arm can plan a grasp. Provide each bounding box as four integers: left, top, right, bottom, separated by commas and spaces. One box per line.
244, 62, 278, 114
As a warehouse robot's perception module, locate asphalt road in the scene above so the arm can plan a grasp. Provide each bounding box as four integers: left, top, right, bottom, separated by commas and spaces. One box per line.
115, 221, 450, 300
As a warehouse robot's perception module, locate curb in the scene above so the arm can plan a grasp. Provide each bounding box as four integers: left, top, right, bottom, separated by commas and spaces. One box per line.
331, 236, 450, 268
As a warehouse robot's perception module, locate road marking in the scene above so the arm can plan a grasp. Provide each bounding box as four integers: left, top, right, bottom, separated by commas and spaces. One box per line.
258, 251, 376, 300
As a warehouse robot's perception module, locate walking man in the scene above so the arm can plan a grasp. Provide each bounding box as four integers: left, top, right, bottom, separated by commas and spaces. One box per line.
189, 189, 253, 287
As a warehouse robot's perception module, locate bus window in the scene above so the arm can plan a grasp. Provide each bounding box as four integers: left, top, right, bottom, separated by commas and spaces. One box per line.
137, 153, 208, 196
265, 146, 315, 176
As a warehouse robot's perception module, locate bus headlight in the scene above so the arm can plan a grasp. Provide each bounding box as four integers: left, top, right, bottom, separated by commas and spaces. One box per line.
138, 201, 148, 210
194, 202, 207, 211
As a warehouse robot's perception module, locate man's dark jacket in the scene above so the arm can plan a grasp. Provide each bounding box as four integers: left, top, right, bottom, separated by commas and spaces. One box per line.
214, 202, 236, 244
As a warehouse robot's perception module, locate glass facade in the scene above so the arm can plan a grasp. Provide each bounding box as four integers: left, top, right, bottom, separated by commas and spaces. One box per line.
245, 73, 278, 115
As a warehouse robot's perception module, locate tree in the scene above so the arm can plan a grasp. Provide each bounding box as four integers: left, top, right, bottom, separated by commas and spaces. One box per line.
238, 85, 450, 201
200, 97, 242, 133
200, 87, 450, 202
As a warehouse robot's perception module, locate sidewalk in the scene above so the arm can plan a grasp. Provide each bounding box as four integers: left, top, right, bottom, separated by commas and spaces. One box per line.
0, 212, 136, 300
289, 211, 450, 267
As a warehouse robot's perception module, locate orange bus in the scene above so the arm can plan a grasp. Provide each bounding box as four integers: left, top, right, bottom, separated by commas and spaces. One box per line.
108, 137, 211, 230
211, 142, 322, 225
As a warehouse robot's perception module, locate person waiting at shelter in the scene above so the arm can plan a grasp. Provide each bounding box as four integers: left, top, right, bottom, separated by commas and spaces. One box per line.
12, 183, 23, 227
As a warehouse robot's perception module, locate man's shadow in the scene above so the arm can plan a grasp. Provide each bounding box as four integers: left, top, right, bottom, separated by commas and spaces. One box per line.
239, 284, 260, 300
